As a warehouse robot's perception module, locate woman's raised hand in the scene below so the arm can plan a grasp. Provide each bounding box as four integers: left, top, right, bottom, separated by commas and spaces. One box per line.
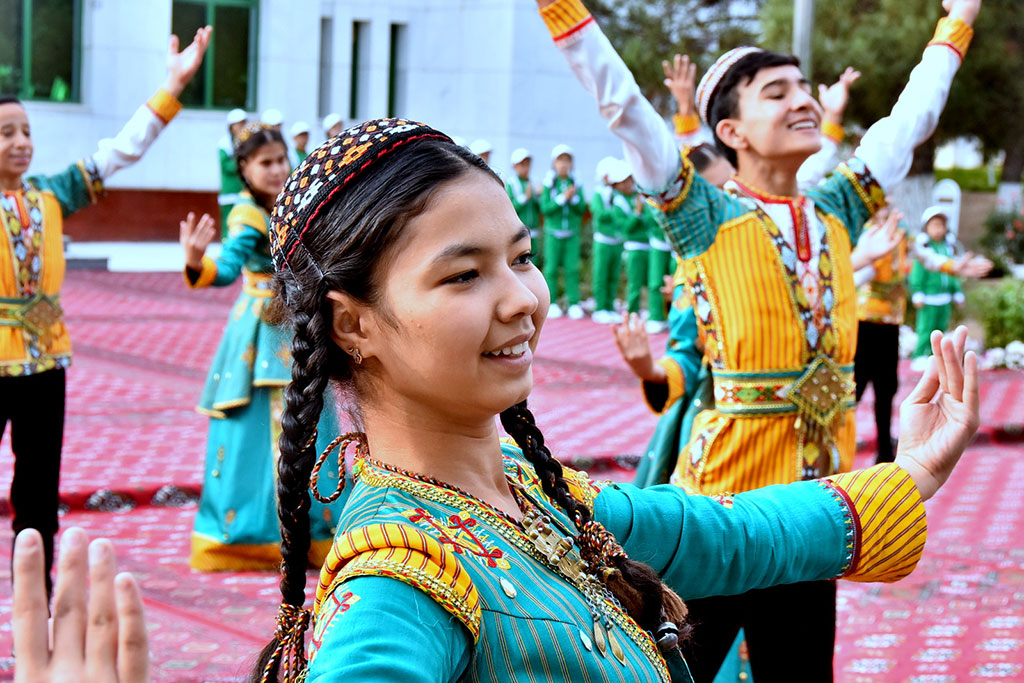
895, 326, 981, 501
162, 26, 212, 98
179, 212, 217, 271
13, 528, 150, 683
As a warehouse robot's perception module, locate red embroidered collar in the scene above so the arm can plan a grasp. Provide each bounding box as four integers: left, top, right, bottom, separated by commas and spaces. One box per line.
731, 176, 812, 262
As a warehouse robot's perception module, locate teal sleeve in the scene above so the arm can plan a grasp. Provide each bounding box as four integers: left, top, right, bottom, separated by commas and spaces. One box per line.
210, 225, 263, 287
307, 577, 471, 682
27, 162, 95, 218
642, 290, 702, 413
646, 165, 751, 261
804, 157, 885, 245
594, 478, 850, 600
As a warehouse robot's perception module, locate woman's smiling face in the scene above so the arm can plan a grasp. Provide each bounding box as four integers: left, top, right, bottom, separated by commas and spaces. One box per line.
352, 169, 549, 423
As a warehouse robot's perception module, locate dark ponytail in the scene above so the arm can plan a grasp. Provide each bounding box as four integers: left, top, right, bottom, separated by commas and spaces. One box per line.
500, 401, 690, 638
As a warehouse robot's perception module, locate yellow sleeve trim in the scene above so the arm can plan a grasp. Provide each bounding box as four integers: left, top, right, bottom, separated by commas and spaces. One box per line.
184, 255, 218, 289
939, 259, 956, 275
146, 88, 183, 123
674, 113, 701, 136
659, 356, 686, 410
539, 0, 594, 44
827, 463, 927, 583
227, 202, 269, 237
315, 523, 481, 641
822, 120, 844, 144
927, 17, 973, 61
562, 465, 604, 513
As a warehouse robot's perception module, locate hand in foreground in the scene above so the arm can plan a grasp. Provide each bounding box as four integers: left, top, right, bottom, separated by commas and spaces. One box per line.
179, 212, 217, 271
954, 252, 993, 278
13, 528, 150, 683
662, 54, 698, 117
818, 66, 861, 121
162, 25, 212, 98
895, 326, 980, 501
851, 208, 903, 270
613, 313, 664, 383
943, 0, 981, 26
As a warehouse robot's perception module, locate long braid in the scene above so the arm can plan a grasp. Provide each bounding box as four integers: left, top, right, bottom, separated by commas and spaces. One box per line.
500, 401, 689, 638
250, 301, 332, 682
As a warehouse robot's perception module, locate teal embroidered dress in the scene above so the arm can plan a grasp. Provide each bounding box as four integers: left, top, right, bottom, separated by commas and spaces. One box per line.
306, 445, 928, 682
186, 192, 344, 570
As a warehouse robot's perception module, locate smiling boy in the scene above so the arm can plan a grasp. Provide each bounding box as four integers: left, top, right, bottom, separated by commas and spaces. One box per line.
538, 0, 980, 678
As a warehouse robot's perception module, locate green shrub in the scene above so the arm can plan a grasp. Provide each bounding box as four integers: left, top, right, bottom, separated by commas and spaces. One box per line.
934, 167, 1001, 193
978, 208, 1024, 276
966, 277, 1024, 349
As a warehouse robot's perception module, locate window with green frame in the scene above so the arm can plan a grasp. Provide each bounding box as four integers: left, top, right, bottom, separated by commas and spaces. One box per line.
0, 0, 82, 102
172, 0, 257, 110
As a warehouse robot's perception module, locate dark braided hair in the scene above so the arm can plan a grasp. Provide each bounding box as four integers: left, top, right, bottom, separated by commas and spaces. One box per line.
253, 131, 687, 680
234, 125, 287, 212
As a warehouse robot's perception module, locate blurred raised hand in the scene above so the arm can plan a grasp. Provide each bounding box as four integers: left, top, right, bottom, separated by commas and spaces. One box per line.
179, 212, 217, 271
663, 54, 699, 118
163, 25, 212, 98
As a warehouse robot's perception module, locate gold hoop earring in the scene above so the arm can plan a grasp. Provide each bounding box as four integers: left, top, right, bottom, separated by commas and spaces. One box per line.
348, 347, 362, 365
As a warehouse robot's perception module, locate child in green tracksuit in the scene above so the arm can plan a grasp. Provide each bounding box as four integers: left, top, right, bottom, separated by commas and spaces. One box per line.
540, 144, 586, 319
506, 148, 541, 257
910, 206, 964, 364
621, 185, 650, 317
646, 205, 674, 333
217, 108, 248, 239
590, 157, 627, 324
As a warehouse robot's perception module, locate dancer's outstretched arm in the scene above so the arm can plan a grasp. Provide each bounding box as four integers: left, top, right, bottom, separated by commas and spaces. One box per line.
854, 0, 980, 192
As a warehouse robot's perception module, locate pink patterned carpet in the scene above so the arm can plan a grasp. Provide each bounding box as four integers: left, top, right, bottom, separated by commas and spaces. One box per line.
0, 271, 1021, 682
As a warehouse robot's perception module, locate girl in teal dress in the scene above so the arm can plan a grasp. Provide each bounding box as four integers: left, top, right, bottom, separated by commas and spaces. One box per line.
180, 124, 344, 571
9, 119, 982, 683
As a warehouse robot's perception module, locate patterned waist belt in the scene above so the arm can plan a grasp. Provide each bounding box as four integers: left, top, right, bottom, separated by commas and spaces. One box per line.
242, 271, 274, 298
713, 356, 855, 425
0, 293, 64, 342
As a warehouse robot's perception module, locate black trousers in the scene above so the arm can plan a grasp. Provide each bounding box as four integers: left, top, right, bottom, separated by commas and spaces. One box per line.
680, 580, 838, 682
1, 368, 65, 595
854, 321, 899, 464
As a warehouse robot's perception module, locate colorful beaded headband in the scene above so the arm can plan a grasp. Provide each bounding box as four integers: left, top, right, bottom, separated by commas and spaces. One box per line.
269, 118, 453, 277
235, 121, 277, 147
695, 46, 764, 125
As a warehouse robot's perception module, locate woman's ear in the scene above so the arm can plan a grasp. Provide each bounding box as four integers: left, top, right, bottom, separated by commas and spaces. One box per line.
715, 118, 747, 155
325, 290, 373, 360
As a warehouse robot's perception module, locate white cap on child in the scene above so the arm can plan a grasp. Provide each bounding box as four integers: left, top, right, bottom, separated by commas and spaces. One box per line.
289, 121, 310, 137
594, 156, 618, 185
322, 113, 342, 132
605, 159, 633, 185
510, 148, 532, 165
470, 139, 493, 156
261, 109, 284, 126
550, 144, 574, 162
226, 109, 248, 125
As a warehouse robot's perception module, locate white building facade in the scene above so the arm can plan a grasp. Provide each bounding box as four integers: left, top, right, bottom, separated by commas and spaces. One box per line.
14, 0, 627, 236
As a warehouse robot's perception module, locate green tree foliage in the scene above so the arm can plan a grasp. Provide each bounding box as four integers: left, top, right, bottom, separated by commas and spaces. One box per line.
760, 0, 1024, 178
588, 0, 762, 114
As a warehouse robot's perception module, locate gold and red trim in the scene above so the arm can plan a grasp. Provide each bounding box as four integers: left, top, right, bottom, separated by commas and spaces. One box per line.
821, 120, 844, 144
145, 88, 183, 124
184, 255, 218, 290
731, 176, 812, 262
927, 17, 973, 62
673, 113, 701, 137
539, 0, 595, 45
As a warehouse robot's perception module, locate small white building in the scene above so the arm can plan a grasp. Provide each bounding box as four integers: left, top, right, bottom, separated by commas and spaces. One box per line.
13, 0, 626, 239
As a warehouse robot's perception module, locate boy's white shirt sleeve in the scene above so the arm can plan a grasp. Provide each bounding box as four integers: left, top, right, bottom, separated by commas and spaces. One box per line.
854, 45, 963, 193
853, 265, 877, 288
91, 102, 172, 180
555, 22, 681, 195
796, 136, 839, 191
913, 232, 955, 272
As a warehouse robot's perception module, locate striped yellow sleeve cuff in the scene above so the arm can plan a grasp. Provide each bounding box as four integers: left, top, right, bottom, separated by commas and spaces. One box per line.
184, 255, 217, 289
659, 357, 686, 409
927, 17, 973, 62
227, 202, 268, 236
674, 113, 701, 136
539, 0, 595, 46
825, 463, 927, 583
822, 120, 844, 144
146, 88, 183, 123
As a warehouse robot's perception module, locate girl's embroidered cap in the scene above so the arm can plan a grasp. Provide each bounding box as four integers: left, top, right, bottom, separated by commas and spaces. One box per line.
696, 46, 764, 125
269, 118, 452, 274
